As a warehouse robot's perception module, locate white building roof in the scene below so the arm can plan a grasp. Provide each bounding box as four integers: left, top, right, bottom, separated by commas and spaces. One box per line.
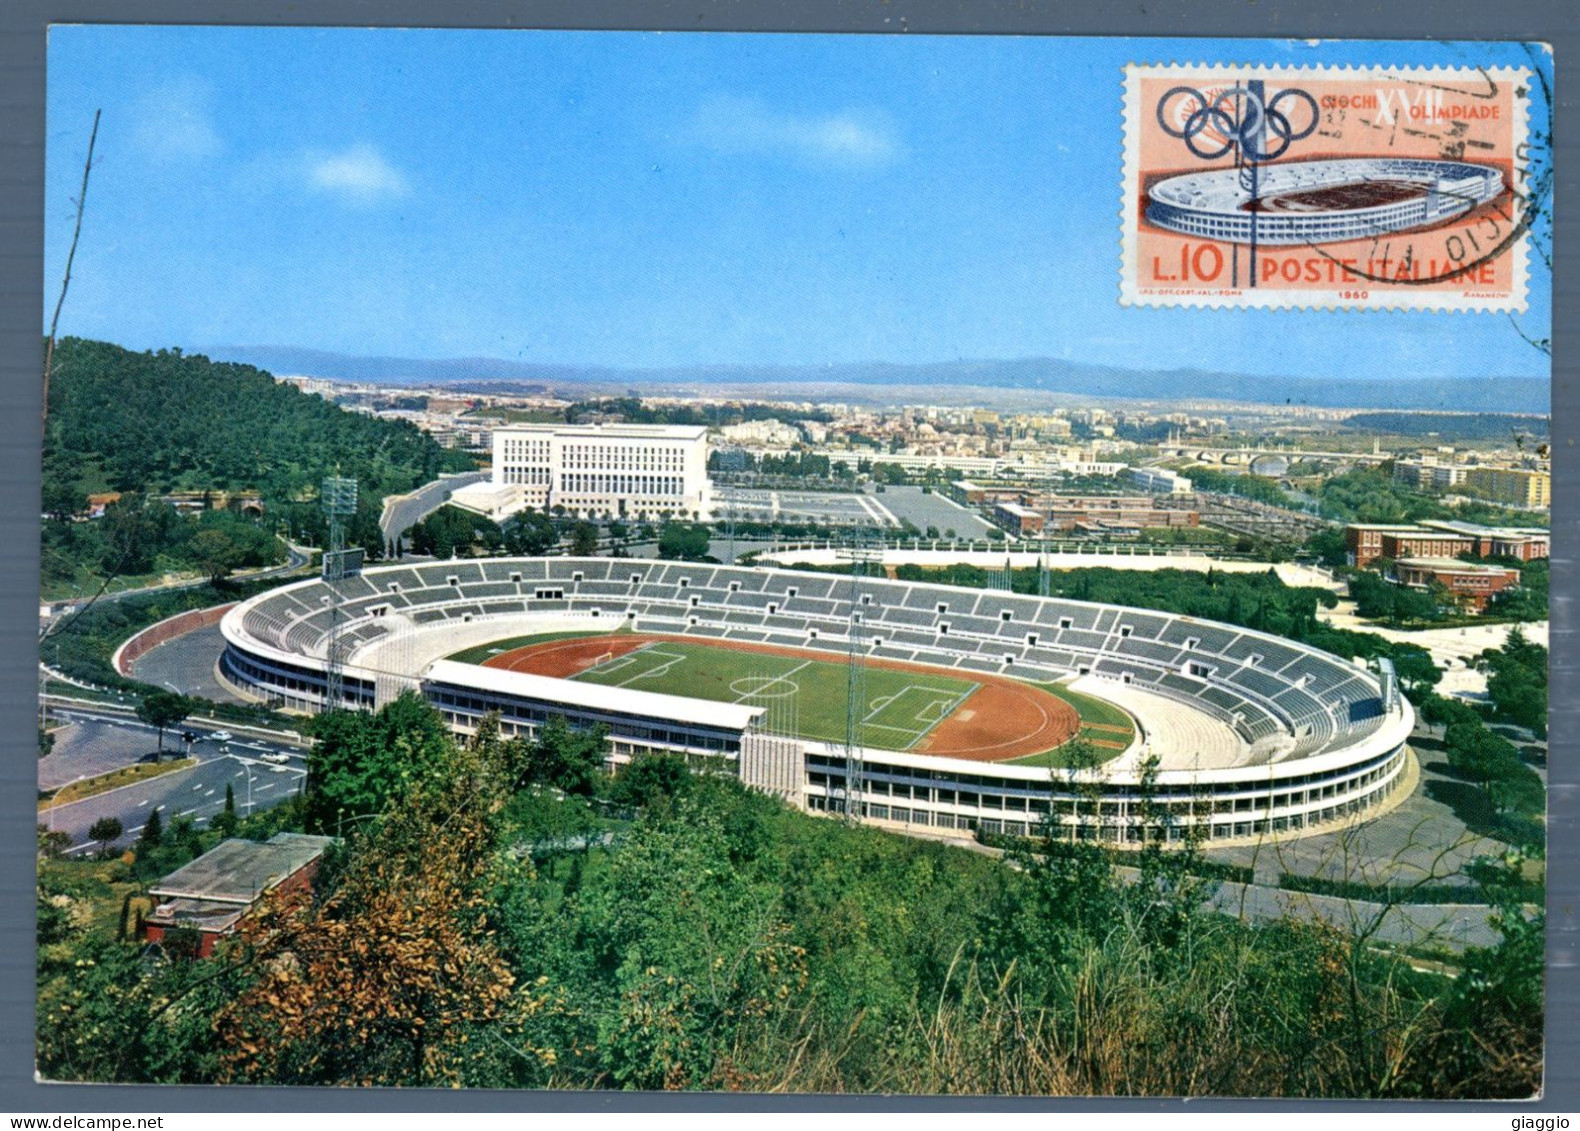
1397, 557, 1519, 575
424, 659, 764, 732
494, 422, 708, 441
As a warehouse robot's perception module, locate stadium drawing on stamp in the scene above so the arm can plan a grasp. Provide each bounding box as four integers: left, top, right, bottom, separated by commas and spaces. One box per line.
1120, 62, 1548, 310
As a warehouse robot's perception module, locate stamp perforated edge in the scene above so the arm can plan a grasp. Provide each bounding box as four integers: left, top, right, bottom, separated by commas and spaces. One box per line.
1117, 62, 1535, 313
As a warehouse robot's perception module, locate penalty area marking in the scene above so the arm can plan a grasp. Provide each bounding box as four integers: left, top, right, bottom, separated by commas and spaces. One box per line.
588, 652, 640, 677
861, 681, 981, 749
613, 648, 689, 687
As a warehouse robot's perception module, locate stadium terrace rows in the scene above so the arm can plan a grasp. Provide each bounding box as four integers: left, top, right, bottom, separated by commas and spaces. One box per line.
219, 558, 1415, 844
1146, 157, 1505, 245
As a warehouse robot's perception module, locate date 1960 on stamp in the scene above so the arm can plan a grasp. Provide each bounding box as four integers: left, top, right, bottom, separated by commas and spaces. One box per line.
1120, 62, 1545, 311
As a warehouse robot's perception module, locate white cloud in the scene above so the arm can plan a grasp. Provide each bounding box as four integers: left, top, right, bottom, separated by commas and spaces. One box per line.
305, 143, 411, 205
685, 95, 902, 168
129, 77, 222, 162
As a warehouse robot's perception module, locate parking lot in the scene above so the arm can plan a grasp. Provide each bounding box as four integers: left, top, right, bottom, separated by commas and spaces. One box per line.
715, 487, 899, 527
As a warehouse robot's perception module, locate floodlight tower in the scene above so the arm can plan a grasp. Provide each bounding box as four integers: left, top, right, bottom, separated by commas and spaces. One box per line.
321, 476, 359, 713
725, 470, 738, 565
837, 527, 881, 825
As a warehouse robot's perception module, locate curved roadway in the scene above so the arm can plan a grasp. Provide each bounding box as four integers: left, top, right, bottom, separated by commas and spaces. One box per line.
380, 471, 490, 552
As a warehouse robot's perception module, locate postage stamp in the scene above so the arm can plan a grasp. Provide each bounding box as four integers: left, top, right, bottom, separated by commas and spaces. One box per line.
1120, 63, 1542, 311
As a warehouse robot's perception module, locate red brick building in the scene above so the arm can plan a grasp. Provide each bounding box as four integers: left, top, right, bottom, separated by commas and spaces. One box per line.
1034, 495, 1199, 533
1416, 520, 1550, 563
1346, 521, 1550, 569
1394, 557, 1522, 613
990, 501, 1045, 536
141, 832, 333, 958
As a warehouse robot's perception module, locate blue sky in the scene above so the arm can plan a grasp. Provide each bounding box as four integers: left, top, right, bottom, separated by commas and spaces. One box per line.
45, 28, 1552, 381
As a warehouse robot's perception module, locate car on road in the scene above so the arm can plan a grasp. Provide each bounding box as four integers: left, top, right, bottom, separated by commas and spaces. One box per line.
260, 752, 291, 764
209, 730, 234, 743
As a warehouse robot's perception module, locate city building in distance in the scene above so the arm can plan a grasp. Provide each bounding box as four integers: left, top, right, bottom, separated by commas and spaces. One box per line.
1394, 557, 1523, 612
1463, 466, 1550, 508
1345, 520, 1551, 569
451, 422, 713, 522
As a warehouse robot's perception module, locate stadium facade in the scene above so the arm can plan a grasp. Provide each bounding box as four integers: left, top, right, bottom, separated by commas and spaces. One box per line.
218, 558, 1414, 845
1145, 158, 1505, 246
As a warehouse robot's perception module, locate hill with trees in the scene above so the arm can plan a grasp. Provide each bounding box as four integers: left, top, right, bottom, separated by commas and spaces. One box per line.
40, 338, 477, 589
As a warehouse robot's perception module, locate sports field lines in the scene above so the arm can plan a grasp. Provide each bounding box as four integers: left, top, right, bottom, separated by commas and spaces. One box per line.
483, 633, 1090, 763
569, 640, 977, 751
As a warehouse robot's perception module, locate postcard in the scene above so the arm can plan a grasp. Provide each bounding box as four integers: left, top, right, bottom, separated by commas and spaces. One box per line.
37, 28, 1551, 1100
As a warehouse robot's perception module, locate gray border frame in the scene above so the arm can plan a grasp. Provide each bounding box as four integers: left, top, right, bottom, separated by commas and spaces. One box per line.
1, 0, 1571, 1114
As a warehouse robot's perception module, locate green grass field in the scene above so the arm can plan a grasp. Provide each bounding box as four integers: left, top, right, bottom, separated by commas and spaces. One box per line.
571, 639, 980, 752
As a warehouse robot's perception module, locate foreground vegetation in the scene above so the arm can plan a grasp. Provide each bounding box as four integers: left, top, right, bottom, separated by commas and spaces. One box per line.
37, 696, 1542, 1097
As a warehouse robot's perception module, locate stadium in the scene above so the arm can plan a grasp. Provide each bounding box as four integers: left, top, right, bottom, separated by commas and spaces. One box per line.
1145, 157, 1506, 245
218, 557, 1414, 845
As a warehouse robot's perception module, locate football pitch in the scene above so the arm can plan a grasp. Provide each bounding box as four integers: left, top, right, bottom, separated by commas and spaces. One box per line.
571, 639, 980, 752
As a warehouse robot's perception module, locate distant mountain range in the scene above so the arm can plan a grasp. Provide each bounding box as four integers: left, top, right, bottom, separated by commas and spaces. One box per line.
201, 344, 1550, 415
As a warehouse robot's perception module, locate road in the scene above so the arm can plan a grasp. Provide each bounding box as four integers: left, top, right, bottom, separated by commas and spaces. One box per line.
42, 540, 311, 630
380, 471, 490, 552
40, 705, 309, 855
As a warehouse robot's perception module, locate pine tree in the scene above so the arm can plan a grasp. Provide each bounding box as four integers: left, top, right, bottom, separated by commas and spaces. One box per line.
212, 784, 239, 839
137, 807, 162, 849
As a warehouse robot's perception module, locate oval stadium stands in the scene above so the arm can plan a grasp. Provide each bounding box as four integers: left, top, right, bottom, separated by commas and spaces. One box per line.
220, 557, 1414, 845
1146, 157, 1505, 245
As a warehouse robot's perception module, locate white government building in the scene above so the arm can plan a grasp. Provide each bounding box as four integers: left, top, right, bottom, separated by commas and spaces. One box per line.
450, 422, 713, 522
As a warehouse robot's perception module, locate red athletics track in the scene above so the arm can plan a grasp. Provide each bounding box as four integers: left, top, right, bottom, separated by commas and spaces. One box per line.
481, 633, 1081, 763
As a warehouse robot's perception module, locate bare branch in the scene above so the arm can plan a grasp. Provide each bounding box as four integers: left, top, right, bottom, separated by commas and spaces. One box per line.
43, 109, 100, 439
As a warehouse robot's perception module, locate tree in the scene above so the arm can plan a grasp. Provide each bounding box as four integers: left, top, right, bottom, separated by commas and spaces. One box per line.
99, 495, 177, 575
88, 816, 123, 853
658, 522, 711, 561
212, 785, 238, 839
186, 526, 245, 583
136, 690, 193, 755
216, 725, 537, 1087
305, 691, 454, 830
610, 751, 691, 811
504, 510, 558, 556
138, 806, 163, 849
571, 520, 599, 557
1390, 644, 1442, 697
1477, 627, 1548, 737
41, 481, 82, 523
1304, 526, 1350, 568
521, 715, 607, 797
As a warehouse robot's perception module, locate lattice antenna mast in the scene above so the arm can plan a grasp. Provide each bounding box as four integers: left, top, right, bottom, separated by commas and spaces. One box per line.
1038, 543, 1052, 598
838, 528, 881, 825
321, 476, 359, 713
